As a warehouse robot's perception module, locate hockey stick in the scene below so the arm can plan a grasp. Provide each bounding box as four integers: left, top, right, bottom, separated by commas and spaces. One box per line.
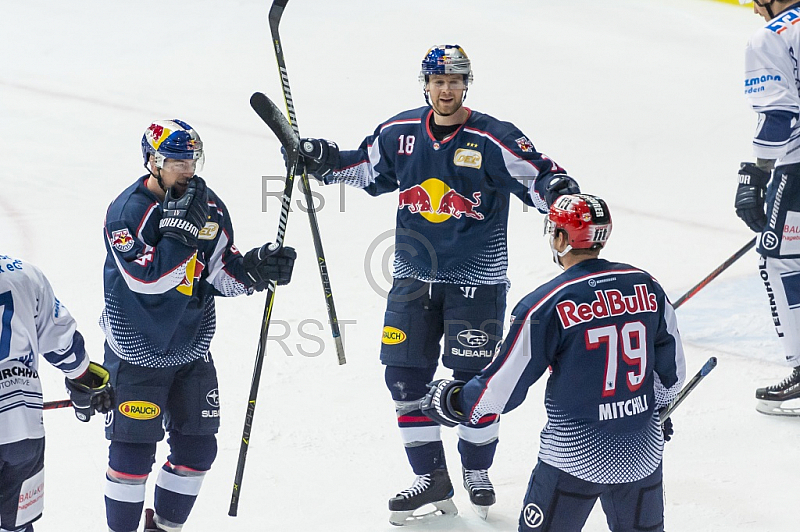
43, 399, 72, 410
269, 0, 346, 365
395, 357, 719, 422
673, 237, 757, 309
228, 92, 299, 517
659, 356, 717, 422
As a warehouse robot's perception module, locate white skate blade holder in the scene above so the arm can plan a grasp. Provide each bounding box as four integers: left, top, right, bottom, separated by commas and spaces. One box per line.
756, 397, 800, 416
389, 499, 458, 526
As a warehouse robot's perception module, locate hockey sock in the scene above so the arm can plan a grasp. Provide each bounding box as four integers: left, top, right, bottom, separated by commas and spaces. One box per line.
104, 470, 148, 532
106, 441, 155, 532
153, 463, 206, 530
386, 366, 448, 474
405, 441, 448, 475
153, 432, 216, 529
457, 416, 499, 470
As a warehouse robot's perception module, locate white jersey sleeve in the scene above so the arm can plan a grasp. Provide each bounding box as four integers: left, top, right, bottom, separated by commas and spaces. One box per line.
744, 10, 800, 162
0, 255, 89, 445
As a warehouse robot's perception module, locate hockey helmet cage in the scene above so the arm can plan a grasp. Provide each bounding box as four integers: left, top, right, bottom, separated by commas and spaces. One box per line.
141, 119, 204, 171
546, 194, 612, 251
419, 45, 474, 85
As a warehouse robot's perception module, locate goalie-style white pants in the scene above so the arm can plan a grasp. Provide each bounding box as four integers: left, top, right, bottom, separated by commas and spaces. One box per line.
760, 255, 800, 365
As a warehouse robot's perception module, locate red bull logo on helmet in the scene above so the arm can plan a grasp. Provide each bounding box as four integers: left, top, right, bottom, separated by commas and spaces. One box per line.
146, 123, 171, 149
398, 178, 484, 223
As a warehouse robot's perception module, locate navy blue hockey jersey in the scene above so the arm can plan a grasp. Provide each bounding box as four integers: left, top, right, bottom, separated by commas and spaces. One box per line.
101, 177, 252, 368
327, 106, 564, 285
459, 258, 686, 484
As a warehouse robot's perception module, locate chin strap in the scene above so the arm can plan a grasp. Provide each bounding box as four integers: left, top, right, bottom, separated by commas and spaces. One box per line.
549, 234, 572, 270
143, 162, 167, 193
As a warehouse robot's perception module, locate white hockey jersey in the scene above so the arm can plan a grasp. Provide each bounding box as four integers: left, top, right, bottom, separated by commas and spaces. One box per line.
744, 5, 800, 164
0, 255, 88, 445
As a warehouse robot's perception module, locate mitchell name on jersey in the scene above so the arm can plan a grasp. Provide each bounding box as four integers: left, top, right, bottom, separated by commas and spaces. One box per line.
458, 258, 686, 484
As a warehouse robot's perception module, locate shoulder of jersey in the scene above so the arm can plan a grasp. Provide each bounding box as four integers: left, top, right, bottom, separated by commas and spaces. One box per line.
380, 106, 429, 126
107, 178, 155, 218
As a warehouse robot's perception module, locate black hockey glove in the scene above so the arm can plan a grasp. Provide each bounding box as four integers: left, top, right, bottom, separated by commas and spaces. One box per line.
735, 162, 770, 233
159, 176, 209, 247
243, 243, 297, 290
661, 416, 674, 442
543, 174, 580, 207
65, 362, 114, 422
297, 138, 340, 181
420, 379, 469, 428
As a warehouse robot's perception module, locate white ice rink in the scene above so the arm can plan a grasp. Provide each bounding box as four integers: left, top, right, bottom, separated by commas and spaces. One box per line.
1, 0, 794, 530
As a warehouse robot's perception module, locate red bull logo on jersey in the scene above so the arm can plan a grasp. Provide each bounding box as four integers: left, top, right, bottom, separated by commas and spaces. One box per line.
110, 228, 135, 252
556, 285, 658, 329
398, 178, 484, 223
515, 136, 535, 153
119, 401, 161, 420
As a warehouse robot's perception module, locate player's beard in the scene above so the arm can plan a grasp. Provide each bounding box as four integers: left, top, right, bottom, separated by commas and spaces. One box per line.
431, 93, 464, 117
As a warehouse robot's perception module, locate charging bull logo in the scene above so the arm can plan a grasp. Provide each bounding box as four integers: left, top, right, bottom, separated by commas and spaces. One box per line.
146, 123, 170, 149
110, 229, 135, 253
398, 178, 484, 223
119, 401, 161, 420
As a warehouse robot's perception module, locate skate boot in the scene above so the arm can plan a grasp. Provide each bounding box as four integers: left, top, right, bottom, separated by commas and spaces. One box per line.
755, 366, 800, 416
388, 468, 458, 526
462, 467, 495, 519
143, 508, 167, 532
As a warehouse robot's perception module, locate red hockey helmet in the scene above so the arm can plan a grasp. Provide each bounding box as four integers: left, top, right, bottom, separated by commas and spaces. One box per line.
545, 194, 612, 251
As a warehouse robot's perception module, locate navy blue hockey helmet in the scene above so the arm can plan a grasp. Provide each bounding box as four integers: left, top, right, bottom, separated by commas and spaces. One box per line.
419, 45, 474, 85
141, 119, 204, 171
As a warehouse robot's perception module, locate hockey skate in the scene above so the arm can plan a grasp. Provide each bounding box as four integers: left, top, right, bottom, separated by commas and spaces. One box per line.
143, 508, 166, 532
462, 468, 495, 520
388, 468, 458, 526
755, 366, 800, 416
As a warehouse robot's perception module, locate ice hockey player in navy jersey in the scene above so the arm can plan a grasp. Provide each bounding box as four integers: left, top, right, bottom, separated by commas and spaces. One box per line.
290, 45, 580, 524
737, 0, 800, 415
421, 194, 686, 532
0, 254, 112, 532
101, 119, 296, 532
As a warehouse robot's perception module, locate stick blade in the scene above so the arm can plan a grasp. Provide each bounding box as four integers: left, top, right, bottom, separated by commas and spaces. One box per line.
250, 92, 299, 154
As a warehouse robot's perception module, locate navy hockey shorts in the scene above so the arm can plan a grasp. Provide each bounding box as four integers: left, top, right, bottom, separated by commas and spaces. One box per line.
519, 460, 664, 532
380, 279, 505, 372
759, 163, 800, 258
0, 437, 44, 531
103, 345, 221, 444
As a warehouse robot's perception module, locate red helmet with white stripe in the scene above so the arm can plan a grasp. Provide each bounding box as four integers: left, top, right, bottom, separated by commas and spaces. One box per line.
546, 194, 612, 251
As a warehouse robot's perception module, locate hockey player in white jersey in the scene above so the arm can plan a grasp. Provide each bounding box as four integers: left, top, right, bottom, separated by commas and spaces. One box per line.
0, 255, 112, 532
737, 0, 800, 415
